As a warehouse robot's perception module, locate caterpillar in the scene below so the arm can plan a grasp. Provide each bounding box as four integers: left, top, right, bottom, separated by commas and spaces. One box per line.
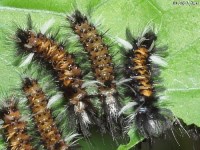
0, 98, 34, 150
67, 10, 123, 137
15, 15, 103, 137
118, 28, 173, 138
22, 77, 71, 150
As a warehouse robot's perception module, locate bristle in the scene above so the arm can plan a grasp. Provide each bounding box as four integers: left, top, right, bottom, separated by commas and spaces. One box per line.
19, 52, 34, 67
81, 80, 104, 88
116, 37, 133, 50
40, 18, 55, 34
101, 88, 119, 119
68, 10, 123, 139
134, 105, 173, 138
22, 78, 70, 149
64, 132, 81, 149
149, 55, 168, 67
0, 98, 34, 150
118, 102, 137, 116
15, 15, 103, 137
27, 14, 33, 30
47, 93, 63, 108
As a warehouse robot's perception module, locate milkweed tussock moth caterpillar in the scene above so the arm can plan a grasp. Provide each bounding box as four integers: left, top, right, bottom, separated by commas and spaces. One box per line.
14, 15, 103, 137
67, 10, 123, 138
0, 98, 34, 150
117, 28, 174, 138
22, 77, 73, 150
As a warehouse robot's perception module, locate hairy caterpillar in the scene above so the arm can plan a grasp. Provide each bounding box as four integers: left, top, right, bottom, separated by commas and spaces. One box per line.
118, 28, 173, 138
0, 98, 34, 150
22, 77, 71, 150
68, 10, 123, 137
15, 15, 103, 137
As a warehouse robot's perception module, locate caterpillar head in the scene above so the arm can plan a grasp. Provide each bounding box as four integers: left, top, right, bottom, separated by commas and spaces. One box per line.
68, 10, 87, 26
0, 99, 20, 122
16, 29, 37, 50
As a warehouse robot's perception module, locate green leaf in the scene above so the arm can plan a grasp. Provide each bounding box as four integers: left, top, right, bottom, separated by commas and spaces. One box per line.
0, 0, 200, 149
117, 129, 143, 150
